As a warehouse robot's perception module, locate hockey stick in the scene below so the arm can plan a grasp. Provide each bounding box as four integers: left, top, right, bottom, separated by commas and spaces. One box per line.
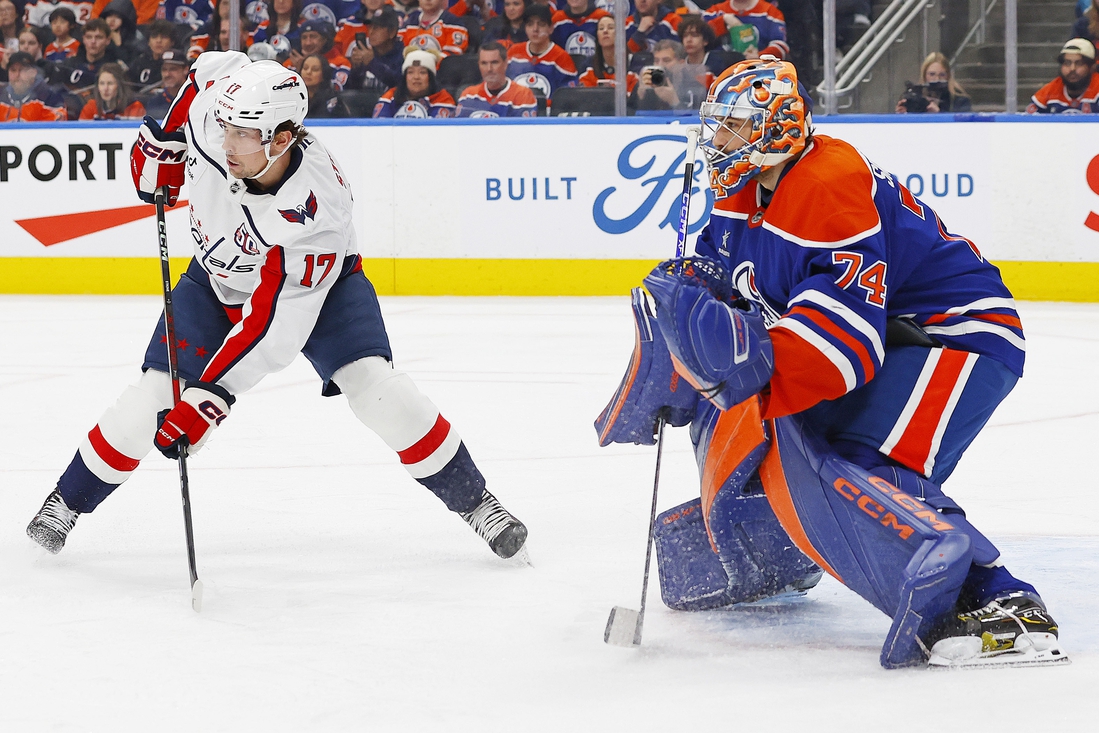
605, 127, 700, 648
155, 187, 204, 613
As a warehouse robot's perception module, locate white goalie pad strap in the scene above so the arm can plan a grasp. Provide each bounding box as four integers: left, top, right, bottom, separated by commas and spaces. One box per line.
336, 357, 463, 477
79, 370, 175, 484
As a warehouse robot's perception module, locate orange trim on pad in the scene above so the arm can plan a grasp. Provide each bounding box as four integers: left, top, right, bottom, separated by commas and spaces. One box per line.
758, 419, 843, 582
699, 398, 767, 550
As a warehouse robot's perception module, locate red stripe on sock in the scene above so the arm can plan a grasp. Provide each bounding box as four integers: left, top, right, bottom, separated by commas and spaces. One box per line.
398, 414, 451, 465
88, 425, 140, 472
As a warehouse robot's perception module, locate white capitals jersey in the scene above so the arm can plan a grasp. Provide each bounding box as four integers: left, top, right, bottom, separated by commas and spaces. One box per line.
176, 52, 359, 396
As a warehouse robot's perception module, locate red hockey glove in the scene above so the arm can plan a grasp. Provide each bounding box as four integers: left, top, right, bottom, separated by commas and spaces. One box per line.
131, 116, 188, 206
155, 383, 234, 459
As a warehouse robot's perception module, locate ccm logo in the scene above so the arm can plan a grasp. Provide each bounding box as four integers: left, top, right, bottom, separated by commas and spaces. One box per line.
138, 134, 186, 162
198, 400, 227, 425
662, 504, 695, 525
831, 476, 954, 541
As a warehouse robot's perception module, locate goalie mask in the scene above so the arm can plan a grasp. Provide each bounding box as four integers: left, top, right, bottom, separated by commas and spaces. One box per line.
699, 57, 810, 199
208, 60, 308, 181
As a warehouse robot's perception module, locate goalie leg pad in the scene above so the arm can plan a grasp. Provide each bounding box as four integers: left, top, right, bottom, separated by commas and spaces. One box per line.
642, 257, 773, 411
654, 398, 821, 611
594, 287, 698, 446
760, 415, 975, 668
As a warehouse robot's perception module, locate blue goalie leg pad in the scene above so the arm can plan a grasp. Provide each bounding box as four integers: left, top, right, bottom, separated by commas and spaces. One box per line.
654, 499, 732, 610
655, 488, 822, 611
417, 442, 486, 513
654, 397, 822, 611
58, 451, 121, 514
594, 287, 698, 446
759, 416, 974, 668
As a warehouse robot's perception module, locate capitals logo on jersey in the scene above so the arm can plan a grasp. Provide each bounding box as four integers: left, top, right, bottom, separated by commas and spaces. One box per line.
234, 223, 261, 255
732, 261, 781, 325
565, 32, 596, 56
514, 73, 552, 98
279, 191, 319, 224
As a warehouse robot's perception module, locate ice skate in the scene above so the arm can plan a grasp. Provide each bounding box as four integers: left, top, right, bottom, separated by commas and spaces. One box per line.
460, 490, 530, 565
925, 591, 1069, 669
27, 489, 80, 555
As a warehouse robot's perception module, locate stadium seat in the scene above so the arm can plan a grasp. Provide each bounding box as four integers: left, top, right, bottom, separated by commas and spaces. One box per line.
438, 54, 481, 93
570, 53, 590, 73
550, 87, 616, 116
340, 90, 382, 118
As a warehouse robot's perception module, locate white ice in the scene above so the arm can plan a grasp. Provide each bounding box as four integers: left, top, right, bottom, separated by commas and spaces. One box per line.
1, 296, 1096, 731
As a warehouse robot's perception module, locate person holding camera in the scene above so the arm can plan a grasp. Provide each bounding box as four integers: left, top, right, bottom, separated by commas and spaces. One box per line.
895, 52, 971, 114
345, 5, 403, 92
635, 39, 707, 111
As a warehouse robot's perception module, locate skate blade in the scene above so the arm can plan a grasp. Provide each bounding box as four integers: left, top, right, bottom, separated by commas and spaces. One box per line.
604, 606, 642, 647
191, 579, 204, 613
928, 635, 1070, 669
504, 546, 533, 568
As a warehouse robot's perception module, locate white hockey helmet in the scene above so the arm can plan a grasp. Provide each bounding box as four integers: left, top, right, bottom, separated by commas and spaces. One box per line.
215, 60, 308, 145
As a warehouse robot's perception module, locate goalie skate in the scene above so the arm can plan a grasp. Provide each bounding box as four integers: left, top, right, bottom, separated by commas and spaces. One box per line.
460, 490, 530, 565
926, 592, 1070, 669
27, 489, 80, 554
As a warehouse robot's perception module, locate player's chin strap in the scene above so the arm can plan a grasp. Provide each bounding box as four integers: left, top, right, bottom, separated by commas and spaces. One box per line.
227, 137, 292, 202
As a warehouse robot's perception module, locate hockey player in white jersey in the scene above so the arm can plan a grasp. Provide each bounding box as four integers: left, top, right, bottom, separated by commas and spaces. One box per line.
27, 53, 528, 563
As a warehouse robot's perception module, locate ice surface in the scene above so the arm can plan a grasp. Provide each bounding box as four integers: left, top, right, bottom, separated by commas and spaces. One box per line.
1, 296, 1096, 731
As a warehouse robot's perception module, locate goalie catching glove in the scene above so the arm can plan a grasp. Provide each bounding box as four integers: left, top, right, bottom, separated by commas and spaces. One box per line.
155, 383, 234, 459
642, 257, 774, 411
131, 116, 188, 206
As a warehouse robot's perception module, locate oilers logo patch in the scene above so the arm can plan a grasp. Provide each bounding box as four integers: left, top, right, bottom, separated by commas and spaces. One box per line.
732, 261, 781, 326
234, 223, 261, 255
269, 34, 291, 55
173, 7, 200, 27
410, 34, 443, 53
514, 72, 551, 98
245, 0, 268, 24
565, 32, 596, 57
278, 191, 319, 224
468, 110, 500, 118
395, 100, 430, 119
300, 3, 337, 26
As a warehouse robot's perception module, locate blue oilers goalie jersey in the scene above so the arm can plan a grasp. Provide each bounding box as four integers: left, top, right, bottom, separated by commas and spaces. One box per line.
694, 134, 1024, 419
174, 51, 362, 396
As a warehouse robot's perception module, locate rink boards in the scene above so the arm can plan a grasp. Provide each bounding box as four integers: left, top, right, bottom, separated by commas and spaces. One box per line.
0, 115, 1097, 300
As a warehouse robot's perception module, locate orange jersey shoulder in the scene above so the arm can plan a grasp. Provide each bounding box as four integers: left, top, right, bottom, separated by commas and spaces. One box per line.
714, 135, 880, 246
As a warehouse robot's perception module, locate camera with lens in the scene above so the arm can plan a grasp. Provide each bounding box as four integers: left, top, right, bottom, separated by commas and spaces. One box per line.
901, 80, 949, 113
644, 65, 667, 86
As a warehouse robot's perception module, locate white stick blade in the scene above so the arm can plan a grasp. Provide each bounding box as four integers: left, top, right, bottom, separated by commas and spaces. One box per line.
604, 606, 641, 647
191, 579, 204, 613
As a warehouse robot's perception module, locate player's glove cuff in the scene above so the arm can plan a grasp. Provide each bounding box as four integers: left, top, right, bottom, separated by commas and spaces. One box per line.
155, 382, 234, 459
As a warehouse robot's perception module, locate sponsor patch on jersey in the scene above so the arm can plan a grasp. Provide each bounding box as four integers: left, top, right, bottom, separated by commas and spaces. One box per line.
278, 191, 319, 224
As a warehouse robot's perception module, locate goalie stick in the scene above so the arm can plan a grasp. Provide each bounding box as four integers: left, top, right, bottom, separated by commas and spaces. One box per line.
156, 187, 204, 613
605, 127, 700, 648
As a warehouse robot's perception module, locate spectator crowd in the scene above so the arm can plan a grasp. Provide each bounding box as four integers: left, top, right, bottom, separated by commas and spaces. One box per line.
0, 0, 814, 120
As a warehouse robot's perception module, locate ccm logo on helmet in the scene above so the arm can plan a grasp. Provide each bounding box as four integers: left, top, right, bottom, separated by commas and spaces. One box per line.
272, 76, 300, 90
